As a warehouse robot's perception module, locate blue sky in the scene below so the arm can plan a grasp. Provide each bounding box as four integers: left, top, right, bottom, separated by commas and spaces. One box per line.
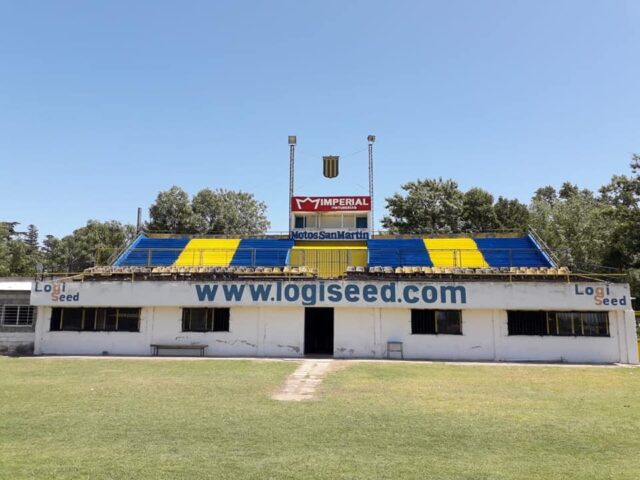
1, 1, 639, 238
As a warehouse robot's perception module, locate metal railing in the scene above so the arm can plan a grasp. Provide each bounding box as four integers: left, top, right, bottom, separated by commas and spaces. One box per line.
112, 247, 553, 269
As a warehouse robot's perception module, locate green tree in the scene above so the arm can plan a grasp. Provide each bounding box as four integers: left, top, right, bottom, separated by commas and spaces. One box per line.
25, 224, 39, 253
494, 197, 529, 231
147, 186, 199, 233
147, 186, 271, 235
598, 155, 640, 269
529, 188, 612, 270
191, 188, 270, 235
45, 220, 136, 272
382, 178, 464, 234
462, 188, 498, 231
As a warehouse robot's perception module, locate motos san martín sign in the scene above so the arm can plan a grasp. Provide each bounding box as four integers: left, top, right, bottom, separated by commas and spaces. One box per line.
291, 196, 371, 212
291, 230, 369, 240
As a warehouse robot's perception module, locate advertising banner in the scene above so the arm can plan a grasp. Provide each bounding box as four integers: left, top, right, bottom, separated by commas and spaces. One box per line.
31, 280, 631, 311
291, 196, 371, 212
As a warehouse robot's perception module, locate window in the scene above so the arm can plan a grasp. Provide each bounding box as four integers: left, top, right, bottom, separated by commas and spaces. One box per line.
1, 305, 35, 326
356, 216, 368, 229
294, 216, 305, 228
50, 308, 140, 332
411, 309, 462, 335
507, 311, 609, 337
182, 308, 230, 332
506, 311, 547, 335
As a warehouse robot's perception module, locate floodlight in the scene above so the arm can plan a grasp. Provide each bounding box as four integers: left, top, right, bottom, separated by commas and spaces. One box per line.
288, 135, 297, 145
367, 135, 376, 143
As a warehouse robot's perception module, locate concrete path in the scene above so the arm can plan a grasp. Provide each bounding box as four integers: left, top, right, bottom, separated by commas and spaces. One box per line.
272, 359, 334, 401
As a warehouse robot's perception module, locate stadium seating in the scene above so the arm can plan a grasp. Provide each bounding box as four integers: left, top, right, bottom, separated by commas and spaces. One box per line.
112, 234, 556, 275
474, 236, 553, 268
367, 239, 432, 267
231, 239, 294, 267
113, 236, 190, 266
290, 241, 367, 278
423, 238, 489, 268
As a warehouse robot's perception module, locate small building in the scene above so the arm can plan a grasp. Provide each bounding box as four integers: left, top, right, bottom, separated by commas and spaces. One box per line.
0, 279, 36, 355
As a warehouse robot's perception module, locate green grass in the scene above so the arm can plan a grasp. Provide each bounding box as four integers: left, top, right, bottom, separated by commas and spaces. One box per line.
1, 358, 639, 480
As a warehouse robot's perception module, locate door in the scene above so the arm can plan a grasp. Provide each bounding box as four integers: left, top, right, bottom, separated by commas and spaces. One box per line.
304, 307, 334, 355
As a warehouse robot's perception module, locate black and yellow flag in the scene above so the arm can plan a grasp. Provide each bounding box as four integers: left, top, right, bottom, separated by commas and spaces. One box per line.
323, 156, 339, 178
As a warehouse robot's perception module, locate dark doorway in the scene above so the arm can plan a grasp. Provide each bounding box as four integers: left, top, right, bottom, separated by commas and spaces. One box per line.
304, 308, 334, 356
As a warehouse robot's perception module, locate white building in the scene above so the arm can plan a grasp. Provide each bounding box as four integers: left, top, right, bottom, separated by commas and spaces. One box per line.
30, 278, 638, 364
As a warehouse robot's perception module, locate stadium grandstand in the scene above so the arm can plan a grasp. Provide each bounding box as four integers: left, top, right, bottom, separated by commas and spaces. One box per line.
28, 136, 637, 364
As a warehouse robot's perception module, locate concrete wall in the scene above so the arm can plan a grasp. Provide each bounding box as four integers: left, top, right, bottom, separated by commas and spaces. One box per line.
34, 306, 639, 363
0, 290, 35, 355
35, 306, 306, 358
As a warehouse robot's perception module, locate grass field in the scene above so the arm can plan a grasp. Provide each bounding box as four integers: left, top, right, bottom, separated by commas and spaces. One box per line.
1, 358, 639, 480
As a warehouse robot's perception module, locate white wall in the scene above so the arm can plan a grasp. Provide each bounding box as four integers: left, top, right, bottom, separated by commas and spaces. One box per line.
34, 306, 638, 363
378, 309, 496, 361
34, 306, 305, 358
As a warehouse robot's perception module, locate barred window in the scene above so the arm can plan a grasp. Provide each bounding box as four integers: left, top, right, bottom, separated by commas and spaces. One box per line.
1, 305, 35, 326
507, 311, 609, 337
182, 308, 230, 332
50, 308, 140, 332
411, 310, 462, 335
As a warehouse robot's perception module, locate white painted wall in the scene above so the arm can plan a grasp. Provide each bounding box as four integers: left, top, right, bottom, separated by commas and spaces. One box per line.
34, 305, 639, 364
376, 309, 496, 361
34, 306, 305, 358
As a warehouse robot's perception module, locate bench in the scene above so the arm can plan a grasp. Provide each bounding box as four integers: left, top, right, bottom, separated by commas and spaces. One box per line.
150, 344, 208, 357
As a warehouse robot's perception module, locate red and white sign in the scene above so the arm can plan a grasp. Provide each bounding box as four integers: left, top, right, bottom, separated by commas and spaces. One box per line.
291, 196, 371, 212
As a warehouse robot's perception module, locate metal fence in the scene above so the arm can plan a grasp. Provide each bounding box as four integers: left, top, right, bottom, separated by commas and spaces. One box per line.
116, 247, 552, 269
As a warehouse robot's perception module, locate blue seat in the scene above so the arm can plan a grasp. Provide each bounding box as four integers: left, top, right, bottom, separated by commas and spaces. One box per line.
367, 239, 432, 267
474, 237, 553, 267
231, 239, 294, 267
114, 236, 191, 266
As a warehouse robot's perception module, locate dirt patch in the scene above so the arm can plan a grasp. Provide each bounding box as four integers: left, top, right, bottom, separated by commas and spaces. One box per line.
272, 359, 337, 401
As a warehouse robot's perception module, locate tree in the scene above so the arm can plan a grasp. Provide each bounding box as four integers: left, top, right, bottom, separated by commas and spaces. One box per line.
45, 220, 136, 272
529, 187, 612, 270
191, 188, 270, 235
147, 186, 198, 233
461, 188, 498, 231
532, 186, 558, 204
382, 178, 464, 234
494, 197, 529, 231
25, 224, 39, 253
147, 186, 271, 235
598, 154, 640, 268
0, 221, 40, 276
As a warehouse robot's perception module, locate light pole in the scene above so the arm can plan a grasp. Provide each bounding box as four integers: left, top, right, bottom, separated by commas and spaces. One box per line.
367, 135, 376, 236
288, 135, 297, 235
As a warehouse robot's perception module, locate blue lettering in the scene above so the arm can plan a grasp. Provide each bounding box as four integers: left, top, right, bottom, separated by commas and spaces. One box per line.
403, 285, 420, 304
222, 284, 245, 301
301, 284, 317, 306
380, 283, 396, 303
284, 284, 299, 301
196, 284, 218, 302
249, 284, 271, 302
327, 284, 342, 302
344, 285, 359, 302
440, 286, 466, 304
363, 285, 377, 302
422, 286, 438, 303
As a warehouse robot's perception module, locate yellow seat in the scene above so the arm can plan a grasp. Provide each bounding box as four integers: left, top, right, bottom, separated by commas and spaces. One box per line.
174, 239, 241, 267
424, 238, 489, 268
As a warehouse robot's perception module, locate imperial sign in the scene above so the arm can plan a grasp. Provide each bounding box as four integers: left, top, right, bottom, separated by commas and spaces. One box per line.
291, 196, 371, 212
